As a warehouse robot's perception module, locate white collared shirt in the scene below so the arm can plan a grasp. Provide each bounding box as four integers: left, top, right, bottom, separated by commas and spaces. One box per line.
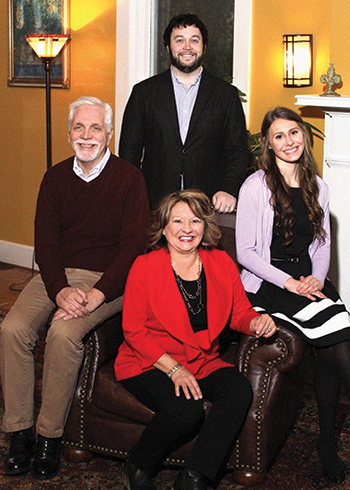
73, 148, 111, 182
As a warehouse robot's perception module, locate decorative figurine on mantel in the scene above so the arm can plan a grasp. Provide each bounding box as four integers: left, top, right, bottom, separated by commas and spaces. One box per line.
320, 63, 342, 96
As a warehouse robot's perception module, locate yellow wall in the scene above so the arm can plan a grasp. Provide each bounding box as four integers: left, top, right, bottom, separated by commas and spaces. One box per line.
250, 0, 350, 173
1, 0, 350, 247
0, 0, 116, 247
329, 0, 350, 84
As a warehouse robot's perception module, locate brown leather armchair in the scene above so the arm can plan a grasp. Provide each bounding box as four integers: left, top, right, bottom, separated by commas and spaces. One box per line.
63, 312, 307, 487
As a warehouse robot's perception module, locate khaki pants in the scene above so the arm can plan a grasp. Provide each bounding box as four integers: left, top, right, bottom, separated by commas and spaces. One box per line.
0, 268, 122, 438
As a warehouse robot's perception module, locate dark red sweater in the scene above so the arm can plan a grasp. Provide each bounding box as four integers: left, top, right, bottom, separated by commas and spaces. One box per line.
34, 154, 151, 302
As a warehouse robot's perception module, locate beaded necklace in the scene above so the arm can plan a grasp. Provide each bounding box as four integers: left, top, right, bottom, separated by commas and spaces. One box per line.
172, 255, 204, 315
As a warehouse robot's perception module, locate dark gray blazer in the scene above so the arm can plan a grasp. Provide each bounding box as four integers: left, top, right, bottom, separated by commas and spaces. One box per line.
119, 68, 249, 209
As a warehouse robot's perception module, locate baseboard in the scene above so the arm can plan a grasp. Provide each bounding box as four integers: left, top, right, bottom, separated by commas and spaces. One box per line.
0, 240, 39, 270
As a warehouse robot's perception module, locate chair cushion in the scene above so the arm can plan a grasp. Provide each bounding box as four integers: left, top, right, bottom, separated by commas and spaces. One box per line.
92, 363, 154, 425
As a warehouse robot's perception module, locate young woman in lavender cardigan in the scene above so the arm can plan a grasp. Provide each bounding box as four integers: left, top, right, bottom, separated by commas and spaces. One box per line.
236, 107, 350, 486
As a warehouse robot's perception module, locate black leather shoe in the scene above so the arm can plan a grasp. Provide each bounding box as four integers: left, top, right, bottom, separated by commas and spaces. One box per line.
33, 435, 61, 480
172, 468, 209, 490
319, 441, 345, 486
323, 467, 345, 486
124, 457, 156, 490
5, 428, 36, 475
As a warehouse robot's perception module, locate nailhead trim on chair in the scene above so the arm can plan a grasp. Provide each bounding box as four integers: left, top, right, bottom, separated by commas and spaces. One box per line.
84, 444, 186, 466
66, 336, 96, 451
66, 333, 287, 473
66, 333, 188, 465
234, 337, 287, 472
79, 339, 94, 447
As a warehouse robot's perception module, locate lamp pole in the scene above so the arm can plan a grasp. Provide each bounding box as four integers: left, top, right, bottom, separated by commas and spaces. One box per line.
25, 34, 70, 171
44, 58, 53, 169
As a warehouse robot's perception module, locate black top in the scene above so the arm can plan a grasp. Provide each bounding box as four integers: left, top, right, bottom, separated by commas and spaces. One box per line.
271, 188, 313, 277
174, 268, 208, 332
272, 188, 313, 258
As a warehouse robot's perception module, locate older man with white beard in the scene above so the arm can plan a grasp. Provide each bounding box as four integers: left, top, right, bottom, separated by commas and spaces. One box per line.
0, 96, 150, 481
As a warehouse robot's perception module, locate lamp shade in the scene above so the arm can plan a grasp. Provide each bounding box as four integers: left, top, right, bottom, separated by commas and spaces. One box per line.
26, 34, 70, 58
283, 34, 313, 87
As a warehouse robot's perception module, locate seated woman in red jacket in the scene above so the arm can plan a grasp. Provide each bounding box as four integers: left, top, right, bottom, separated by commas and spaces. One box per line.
114, 189, 276, 490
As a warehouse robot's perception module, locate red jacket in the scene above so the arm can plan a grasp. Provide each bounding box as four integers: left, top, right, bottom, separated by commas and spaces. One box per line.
114, 247, 259, 381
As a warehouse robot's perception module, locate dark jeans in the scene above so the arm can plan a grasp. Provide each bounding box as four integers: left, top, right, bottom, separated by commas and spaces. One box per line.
121, 366, 252, 480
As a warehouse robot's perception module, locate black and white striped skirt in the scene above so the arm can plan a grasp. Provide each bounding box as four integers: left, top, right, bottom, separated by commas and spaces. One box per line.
248, 278, 350, 347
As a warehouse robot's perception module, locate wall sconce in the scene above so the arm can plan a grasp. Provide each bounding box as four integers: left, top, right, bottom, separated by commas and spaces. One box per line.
283, 34, 313, 87
26, 34, 70, 169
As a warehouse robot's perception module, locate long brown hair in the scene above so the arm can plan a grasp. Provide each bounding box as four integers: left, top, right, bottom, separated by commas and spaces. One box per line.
259, 107, 325, 245
147, 189, 221, 251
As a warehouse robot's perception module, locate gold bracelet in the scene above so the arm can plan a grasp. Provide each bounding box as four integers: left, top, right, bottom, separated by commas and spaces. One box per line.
167, 363, 183, 378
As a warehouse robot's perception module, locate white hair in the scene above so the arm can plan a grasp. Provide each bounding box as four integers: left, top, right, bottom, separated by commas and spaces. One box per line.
68, 96, 113, 133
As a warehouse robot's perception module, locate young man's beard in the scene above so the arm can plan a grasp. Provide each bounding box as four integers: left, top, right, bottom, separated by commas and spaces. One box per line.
169, 50, 204, 74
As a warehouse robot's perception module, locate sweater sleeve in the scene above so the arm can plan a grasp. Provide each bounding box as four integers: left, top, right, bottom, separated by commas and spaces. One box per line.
310, 179, 331, 283
93, 170, 151, 301
236, 176, 291, 290
34, 169, 70, 301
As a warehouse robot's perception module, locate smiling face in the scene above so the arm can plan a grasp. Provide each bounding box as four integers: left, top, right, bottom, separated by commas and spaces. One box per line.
163, 201, 204, 257
68, 105, 113, 171
267, 118, 305, 170
167, 25, 205, 73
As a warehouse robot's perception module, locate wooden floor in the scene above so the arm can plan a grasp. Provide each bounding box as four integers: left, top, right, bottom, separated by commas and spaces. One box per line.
0, 262, 37, 311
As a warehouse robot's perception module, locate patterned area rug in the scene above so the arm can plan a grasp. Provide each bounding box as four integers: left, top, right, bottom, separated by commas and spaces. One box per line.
1, 310, 350, 489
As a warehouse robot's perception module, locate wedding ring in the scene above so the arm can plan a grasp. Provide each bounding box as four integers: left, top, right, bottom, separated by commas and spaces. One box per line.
267, 327, 271, 332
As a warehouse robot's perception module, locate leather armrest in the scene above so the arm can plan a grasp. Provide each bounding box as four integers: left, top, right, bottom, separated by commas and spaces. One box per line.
234, 324, 308, 374
64, 313, 123, 442
86, 312, 123, 369
230, 323, 308, 481
93, 363, 154, 424
83, 312, 123, 401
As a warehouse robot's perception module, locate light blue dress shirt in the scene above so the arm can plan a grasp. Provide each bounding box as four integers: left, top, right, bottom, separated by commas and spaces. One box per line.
171, 67, 203, 145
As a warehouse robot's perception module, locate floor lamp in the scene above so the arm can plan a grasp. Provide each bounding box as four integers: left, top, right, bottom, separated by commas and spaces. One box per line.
26, 34, 70, 169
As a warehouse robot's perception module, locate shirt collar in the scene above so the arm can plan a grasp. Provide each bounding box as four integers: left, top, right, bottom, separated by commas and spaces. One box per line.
170, 66, 203, 90
73, 148, 111, 182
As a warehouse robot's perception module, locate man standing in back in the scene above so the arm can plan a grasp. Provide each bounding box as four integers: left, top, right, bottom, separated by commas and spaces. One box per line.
119, 13, 249, 211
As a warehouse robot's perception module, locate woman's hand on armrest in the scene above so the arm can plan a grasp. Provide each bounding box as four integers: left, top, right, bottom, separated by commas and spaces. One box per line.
250, 314, 276, 338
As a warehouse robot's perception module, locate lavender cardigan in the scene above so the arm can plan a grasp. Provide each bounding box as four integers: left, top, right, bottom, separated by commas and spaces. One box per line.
235, 169, 331, 294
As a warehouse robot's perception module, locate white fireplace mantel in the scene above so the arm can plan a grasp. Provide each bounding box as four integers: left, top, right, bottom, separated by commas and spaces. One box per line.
295, 94, 350, 309
295, 94, 350, 110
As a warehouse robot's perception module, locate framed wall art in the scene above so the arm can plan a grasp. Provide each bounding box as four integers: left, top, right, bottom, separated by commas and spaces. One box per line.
8, 0, 70, 88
